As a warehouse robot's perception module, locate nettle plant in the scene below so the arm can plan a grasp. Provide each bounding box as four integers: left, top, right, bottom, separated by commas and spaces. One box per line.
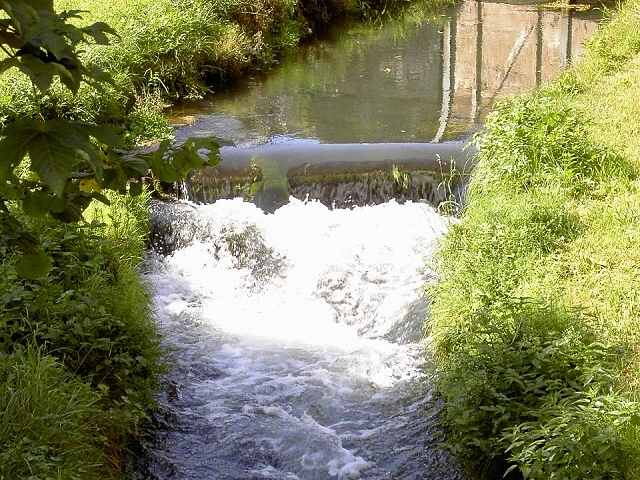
0, 0, 218, 278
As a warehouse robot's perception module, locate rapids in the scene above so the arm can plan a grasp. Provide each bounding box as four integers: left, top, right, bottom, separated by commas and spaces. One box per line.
139, 198, 463, 479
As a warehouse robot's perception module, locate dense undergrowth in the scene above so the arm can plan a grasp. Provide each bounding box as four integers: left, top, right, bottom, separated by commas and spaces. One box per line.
0, 192, 159, 479
0, 0, 417, 143
431, 1, 640, 478
0, 1, 432, 479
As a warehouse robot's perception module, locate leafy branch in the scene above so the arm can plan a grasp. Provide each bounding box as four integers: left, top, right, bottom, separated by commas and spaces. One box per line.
0, 0, 218, 278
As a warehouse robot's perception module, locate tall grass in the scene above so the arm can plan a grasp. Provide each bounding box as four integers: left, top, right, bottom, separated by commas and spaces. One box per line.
0, 190, 161, 479
430, 1, 640, 478
0, 347, 110, 480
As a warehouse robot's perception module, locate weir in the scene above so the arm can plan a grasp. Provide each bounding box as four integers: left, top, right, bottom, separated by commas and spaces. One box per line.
178, 142, 472, 210
139, 2, 603, 478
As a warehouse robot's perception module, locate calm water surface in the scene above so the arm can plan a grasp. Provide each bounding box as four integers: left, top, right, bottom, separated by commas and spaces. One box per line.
170, 0, 601, 145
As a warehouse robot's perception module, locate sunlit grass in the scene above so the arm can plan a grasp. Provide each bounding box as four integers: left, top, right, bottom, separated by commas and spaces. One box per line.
0, 347, 110, 480
431, 0, 640, 477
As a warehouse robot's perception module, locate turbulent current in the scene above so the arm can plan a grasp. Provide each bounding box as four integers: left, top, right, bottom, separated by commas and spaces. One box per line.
135, 2, 605, 476
139, 198, 464, 479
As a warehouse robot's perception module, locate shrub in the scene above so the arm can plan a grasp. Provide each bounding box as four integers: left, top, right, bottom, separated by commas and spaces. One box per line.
472, 94, 633, 197
0, 191, 162, 475
436, 299, 640, 479
0, 192, 159, 404
504, 392, 640, 480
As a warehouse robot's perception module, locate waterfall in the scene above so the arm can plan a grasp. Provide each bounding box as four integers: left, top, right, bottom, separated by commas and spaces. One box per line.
174, 141, 472, 212
139, 198, 463, 480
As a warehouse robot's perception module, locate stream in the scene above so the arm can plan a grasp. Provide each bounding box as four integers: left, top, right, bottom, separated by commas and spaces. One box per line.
138, 2, 601, 478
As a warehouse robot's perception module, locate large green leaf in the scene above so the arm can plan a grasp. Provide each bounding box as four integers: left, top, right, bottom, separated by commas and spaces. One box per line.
24, 122, 80, 196
0, 0, 115, 94
15, 250, 52, 280
16, 55, 57, 92
120, 155, 150, 177
143, 138, 220, 183
0, 119, 109, 196
22, 189, 63, 216
0, 120, 38, 181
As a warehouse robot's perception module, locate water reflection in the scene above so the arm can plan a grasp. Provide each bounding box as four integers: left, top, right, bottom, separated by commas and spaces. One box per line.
171, 0, 602, 145
446, 0, 601, 139
170, 0, 602, 209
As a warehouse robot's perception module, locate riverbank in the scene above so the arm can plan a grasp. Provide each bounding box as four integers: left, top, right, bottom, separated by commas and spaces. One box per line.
0, 193, 160, 479
0, 0, 431, 144
431, 1, 640, 478
0, 1, 441, 478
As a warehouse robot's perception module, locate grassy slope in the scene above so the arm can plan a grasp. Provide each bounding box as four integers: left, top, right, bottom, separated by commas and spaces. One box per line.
431, 1, 640, 479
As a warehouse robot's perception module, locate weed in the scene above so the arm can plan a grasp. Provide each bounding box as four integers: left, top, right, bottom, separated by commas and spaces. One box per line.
0, 347, 110, 480
0, 190, 162, 478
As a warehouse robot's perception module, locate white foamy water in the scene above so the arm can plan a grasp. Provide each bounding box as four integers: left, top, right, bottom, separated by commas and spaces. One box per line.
140, 198, 463, 480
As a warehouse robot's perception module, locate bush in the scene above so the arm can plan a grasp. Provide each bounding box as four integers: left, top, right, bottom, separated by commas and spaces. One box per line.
1, 191, 158, 399
436, 299, 640, 479
472, 94, 633, 197
505, 392, 640, 480
431, 95, 640, 479
0, 191, 162, 476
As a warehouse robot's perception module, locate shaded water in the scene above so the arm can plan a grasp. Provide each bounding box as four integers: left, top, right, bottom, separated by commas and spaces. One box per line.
140, 2, 603, 478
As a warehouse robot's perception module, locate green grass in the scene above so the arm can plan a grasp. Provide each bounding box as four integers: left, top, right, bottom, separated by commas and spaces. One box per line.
430, 1, 640, 478
0, 347, 110, 480
0, 190, 161, 479
0, 0, 419, 142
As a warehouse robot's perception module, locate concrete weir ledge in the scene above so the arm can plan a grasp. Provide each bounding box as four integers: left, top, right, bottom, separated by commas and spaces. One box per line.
180, 140, 476, 210
215, 140, 475, 175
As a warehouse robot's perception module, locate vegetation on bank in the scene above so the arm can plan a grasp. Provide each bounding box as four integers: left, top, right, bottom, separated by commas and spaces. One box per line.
0, 0, 418, 143
0, 1, 429, 479
431, 1, 640, 478
1, 192, 160, 479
